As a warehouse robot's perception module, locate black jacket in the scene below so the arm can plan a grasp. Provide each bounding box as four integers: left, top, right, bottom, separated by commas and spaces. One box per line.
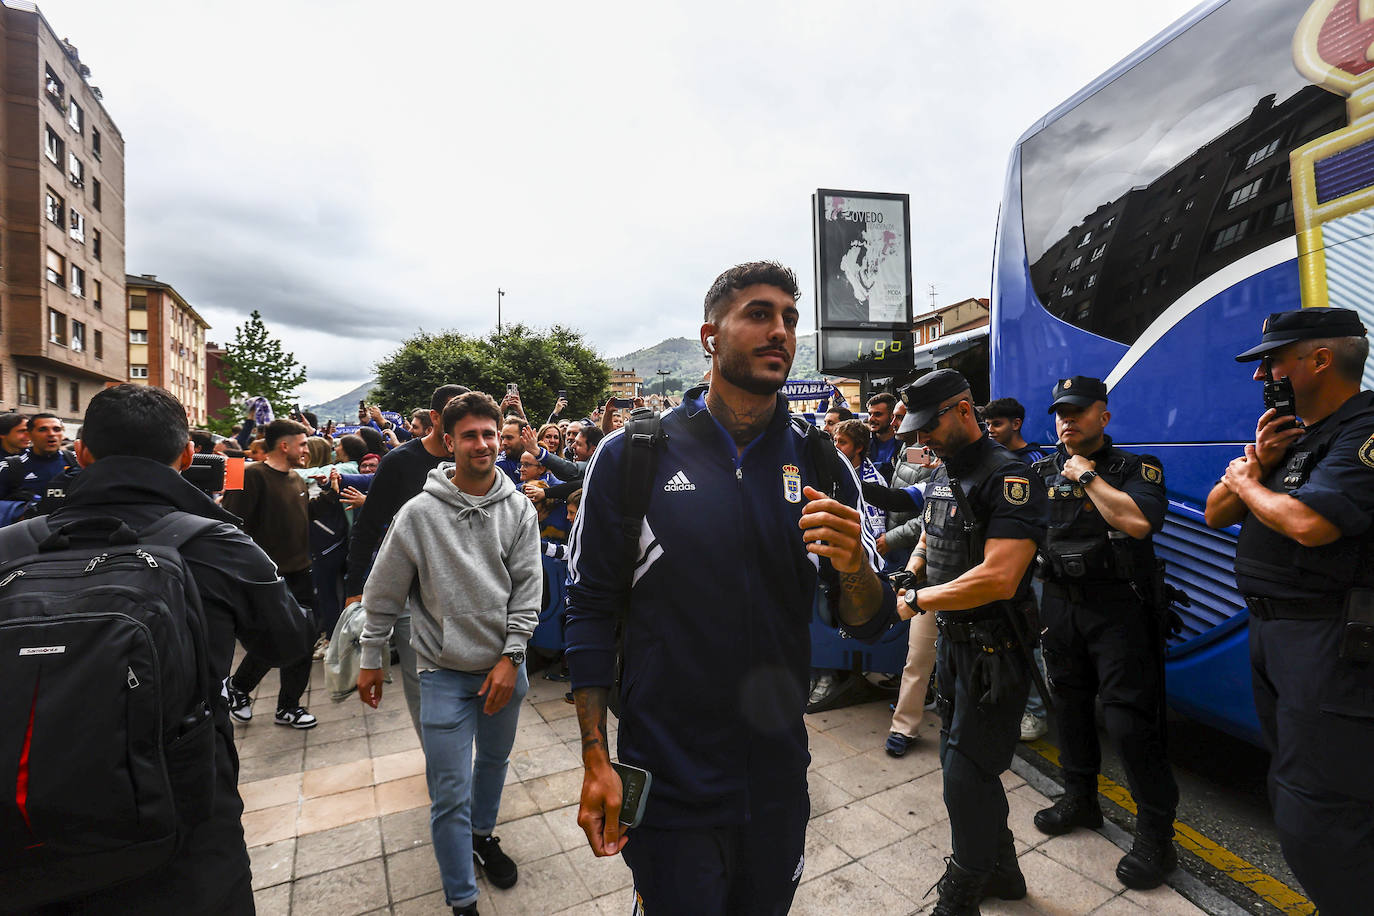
33, 456, 313, 915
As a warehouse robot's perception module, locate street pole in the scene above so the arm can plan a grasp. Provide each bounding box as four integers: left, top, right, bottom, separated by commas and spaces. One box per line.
657, 368, 670, 399
497, 288, 505, 336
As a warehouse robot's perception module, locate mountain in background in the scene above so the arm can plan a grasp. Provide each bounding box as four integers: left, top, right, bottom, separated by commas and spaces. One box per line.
304, 379, 378, 422
609, 334, 824, 397
305, 334, 827, 416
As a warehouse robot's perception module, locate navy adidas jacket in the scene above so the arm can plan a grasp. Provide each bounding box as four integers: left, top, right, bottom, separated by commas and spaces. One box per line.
564, 386, 896, 828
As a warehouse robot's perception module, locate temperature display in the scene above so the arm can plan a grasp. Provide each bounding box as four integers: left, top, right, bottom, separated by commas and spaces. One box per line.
819, 331, 916, 375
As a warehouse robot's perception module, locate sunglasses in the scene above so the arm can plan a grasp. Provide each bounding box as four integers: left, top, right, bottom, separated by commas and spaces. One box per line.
916, 403, 960, 434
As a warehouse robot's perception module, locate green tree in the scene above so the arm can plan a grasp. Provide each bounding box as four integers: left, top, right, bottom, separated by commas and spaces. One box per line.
371, 324, 610, 423
208, 310, 308, 434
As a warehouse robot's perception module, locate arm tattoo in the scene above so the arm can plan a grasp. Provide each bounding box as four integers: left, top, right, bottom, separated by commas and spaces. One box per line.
574, 687, 610, 760
705, 389, 775, 448
836, 568, 884, 626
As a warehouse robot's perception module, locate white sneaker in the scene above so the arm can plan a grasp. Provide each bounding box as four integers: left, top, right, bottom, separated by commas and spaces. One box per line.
1020, 712, 1048, 742
225, 679, 253, 723
312, 635, 329, 661
274, 706, 318, 729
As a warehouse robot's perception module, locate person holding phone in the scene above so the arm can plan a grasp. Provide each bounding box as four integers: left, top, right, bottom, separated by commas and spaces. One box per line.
1205, 307, 1374, 915
565, 261, 894, 916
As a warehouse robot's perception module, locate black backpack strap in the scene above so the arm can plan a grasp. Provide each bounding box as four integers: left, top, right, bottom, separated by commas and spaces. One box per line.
619, 408, 665, 558
793, 416, 838, 499
139, 511, 227, 550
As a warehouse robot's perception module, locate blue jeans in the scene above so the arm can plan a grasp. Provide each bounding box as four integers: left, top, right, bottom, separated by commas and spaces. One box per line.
1024, 580, 1048, 719
420, 665, 529, 908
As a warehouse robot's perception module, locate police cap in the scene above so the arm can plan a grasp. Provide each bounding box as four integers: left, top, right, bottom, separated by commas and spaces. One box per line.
1234, 307, 1368, 362
1047, 376, 1108, 414
897, 369, 970, 434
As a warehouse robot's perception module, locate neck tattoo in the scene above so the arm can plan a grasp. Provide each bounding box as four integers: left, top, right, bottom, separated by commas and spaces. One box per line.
706, 388, 774, 449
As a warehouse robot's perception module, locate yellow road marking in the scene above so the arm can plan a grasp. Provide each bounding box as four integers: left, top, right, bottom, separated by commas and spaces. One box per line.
1025, 739, 1315, 915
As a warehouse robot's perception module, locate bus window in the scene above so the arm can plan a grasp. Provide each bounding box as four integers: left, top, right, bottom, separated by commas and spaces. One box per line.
1020, 0, 1346, 345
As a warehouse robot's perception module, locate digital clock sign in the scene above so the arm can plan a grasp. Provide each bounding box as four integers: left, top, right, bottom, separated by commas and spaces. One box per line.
818, 330, 915, 376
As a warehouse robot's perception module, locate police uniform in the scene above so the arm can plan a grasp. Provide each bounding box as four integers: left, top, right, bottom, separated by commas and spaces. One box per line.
1231, 308, 1374, 915
898, 369, 1047, 910
1031, 377, 1178, 887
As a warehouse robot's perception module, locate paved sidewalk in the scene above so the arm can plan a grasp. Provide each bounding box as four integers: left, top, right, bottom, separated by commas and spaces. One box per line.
237, 663, 1206, 915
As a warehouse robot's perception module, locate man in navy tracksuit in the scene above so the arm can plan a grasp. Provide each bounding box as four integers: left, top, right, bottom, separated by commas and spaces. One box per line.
564, 261, 896, 915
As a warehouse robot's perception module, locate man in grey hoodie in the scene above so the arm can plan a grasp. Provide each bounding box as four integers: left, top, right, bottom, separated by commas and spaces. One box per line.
357, 391, 542, 916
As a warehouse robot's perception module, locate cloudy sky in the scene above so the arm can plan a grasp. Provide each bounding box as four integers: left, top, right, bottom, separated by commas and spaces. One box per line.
47, 0, 1202, 403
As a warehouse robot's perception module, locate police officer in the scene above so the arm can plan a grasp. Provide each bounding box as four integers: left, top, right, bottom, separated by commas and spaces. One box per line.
1205, 307, 1374, 916
1029, 376, 1179, 889
895, 368, 1046, 915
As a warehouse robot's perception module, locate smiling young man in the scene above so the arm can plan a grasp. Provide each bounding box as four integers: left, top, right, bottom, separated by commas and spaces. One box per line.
357, 391, 541, 916
565, 261, 895, 915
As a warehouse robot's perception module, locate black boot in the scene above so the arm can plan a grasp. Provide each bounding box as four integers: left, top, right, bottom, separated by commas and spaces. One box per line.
983, 831, 1026, 900
1033, 791, 1103, 836
1116, 830, 1178, 889
930, 857, 984, 916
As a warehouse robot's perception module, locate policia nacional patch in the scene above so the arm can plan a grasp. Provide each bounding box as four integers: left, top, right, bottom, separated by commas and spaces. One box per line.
1359, 434, 1374, 469
1141, 462, 1162, 483
1004, 476, 1031, 506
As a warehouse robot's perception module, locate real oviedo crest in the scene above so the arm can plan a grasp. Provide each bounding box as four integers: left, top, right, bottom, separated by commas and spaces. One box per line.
782, 464, 802, 503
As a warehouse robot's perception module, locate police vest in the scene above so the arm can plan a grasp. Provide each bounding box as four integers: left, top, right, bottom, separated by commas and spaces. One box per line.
1236, 392, 1374, 597
1032, 447, 1155, 584
923, 445, 1032, 597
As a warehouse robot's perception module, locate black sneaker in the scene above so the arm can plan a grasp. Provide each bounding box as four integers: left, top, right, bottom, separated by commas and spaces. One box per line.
472, 833, 518, 889
451, 904, 478, 916
273, 706, 318, 729
1116, 832, 1178, 889
1033, 792, 1102, 836
224, 678, 253, 723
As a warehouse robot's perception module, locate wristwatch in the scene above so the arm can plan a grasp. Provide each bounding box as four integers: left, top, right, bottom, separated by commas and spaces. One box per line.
502, 649, 525, 667
1077, 469, 1099, 487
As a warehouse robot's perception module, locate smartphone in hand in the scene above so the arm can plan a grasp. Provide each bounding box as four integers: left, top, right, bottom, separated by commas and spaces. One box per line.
611, 761, 652, 828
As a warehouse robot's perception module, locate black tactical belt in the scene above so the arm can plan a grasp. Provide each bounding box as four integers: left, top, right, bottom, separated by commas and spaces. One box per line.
1244, 595, 1343, 621
936, 612, 1015, 645
1042, 580, 1139, 604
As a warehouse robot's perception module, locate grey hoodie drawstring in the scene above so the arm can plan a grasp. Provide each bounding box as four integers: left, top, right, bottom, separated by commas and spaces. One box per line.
454, 504, 491, 525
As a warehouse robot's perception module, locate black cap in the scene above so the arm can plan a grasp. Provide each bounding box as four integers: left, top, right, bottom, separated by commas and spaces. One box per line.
1047, 376, 1108, 414
1235, 307, 1368, 362
897, 369, 971, 434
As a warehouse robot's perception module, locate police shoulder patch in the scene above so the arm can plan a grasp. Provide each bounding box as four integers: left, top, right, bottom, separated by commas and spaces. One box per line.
1141, 462, 1163, 484
1358, 434, 1374, 470
1003, 475, 1030, 506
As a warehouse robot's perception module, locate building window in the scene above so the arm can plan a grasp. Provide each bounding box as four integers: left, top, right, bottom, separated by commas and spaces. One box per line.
67, 99, 83, 134
69, 382, 80, 413
71, 320, 85, 352
94, 329, 103, 359
130, 329, 148, 344
93, 229, 102, 260
1076, 230, 1093, 248
1090, 244, 1107, 262
1157, 267, 1171, 287
70, 264, 85, 298
44, 125, 63, 164
1184, 197, 1196, 212
1149, 242, 1162, 261
92, 129, 101, 159
68, 152, 84, 188
69, 208, 85, 243
130, 365, 148, 379
1101, 216, 1116, 230
45, 376, 58, 409
130, 293, 146, 310
1272, 199, 1294, 225
1060, 284, 1074, 299
44, 66, 64, 107
1169, 230, 1184, 251
93, 278, 102, 309
45, 248, 65, 286
45, 188, 65, 226
92, 178, 101, 211
19, 371, 38, 406
1246, 138, 1281, 170
1228, 178, 1264, 209
1212, 219, 1250, 251
1194, 164, 1208, 183
49, 309, 67, 346
1069, 255, 1083, 271
1084, 272, 1098, 289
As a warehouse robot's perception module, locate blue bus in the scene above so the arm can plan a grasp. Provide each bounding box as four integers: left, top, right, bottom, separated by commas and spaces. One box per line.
991, 0, 1373, 743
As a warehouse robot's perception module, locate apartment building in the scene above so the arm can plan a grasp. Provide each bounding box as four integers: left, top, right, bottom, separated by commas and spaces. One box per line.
126, 274, 211, 425
0, 1, 125, 423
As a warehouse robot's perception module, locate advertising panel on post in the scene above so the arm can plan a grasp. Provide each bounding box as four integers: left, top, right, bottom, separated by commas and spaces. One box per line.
812, 189, 913, 330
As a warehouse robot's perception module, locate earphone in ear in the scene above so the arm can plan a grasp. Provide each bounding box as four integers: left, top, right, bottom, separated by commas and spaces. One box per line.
705, 336, 716, 354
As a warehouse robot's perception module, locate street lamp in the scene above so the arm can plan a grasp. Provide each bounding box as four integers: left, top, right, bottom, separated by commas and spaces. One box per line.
657, 368, 671, 399
497, 288, 505, 336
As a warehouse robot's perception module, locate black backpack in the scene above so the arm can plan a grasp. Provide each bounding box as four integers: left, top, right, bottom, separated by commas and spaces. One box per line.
0, 511, 222, 908
607, 407, 837, 713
